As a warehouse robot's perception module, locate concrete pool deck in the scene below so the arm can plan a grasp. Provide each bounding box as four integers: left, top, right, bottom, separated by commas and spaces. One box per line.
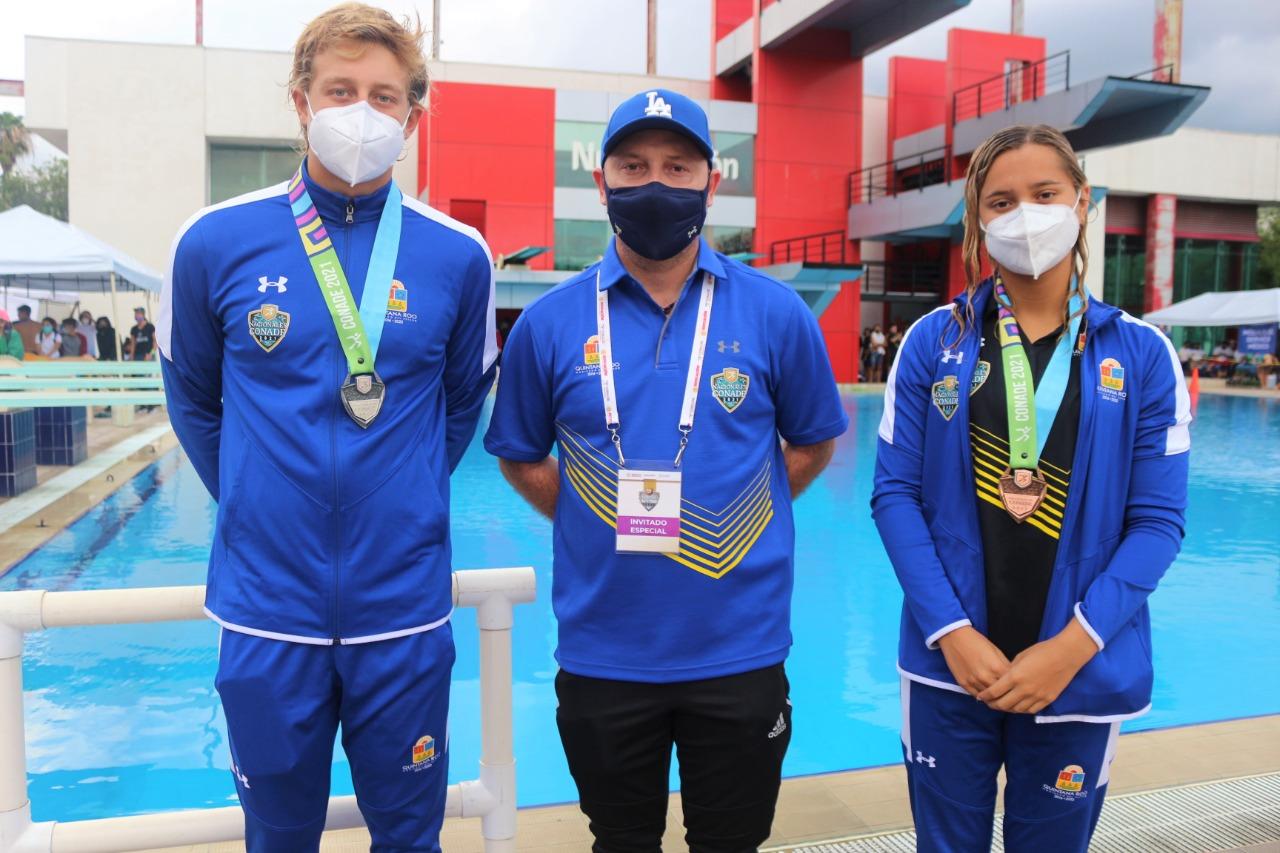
133, 714, 1279, 852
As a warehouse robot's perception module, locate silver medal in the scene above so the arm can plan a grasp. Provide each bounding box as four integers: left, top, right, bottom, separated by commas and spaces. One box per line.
341, 372, 385, 428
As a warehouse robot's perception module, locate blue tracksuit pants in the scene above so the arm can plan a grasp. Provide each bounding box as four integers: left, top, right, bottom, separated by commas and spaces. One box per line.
215, 625, 455, 852
901, 677, 1120, 853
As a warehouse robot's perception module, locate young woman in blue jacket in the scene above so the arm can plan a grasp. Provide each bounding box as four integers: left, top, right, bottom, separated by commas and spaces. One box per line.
872, 124, 1191, 852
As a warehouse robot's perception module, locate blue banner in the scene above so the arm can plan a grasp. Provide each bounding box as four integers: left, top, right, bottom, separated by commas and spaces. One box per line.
1239, 324, 1278, 355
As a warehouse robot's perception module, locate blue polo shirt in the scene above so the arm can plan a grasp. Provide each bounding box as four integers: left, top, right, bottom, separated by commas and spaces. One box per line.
484, 238, 847, 682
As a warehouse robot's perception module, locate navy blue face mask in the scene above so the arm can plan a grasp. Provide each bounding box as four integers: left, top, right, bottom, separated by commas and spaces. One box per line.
604, 179, 709, 262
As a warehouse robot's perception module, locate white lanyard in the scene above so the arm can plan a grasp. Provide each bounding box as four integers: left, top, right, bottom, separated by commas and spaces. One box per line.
595, 269, 715, 468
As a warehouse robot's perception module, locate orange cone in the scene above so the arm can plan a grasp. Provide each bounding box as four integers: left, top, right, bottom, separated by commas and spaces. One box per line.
1189, 365, 1200, 405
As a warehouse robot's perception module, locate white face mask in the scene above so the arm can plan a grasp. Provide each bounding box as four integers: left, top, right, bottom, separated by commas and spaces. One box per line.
305, 95, 410, 187
981, 191, 1083, 279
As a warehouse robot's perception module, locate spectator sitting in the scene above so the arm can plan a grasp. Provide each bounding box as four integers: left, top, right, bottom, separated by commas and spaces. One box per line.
12, 304, 40, 354
37, 317, 62, 358
59, 318, 86, 358
1, 314, 24, 360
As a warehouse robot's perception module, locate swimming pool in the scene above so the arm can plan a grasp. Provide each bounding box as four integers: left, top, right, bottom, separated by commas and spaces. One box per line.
4, 392, 1278, 821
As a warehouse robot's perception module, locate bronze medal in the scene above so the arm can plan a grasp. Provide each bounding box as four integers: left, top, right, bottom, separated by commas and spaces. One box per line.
998, 467, 1046, 522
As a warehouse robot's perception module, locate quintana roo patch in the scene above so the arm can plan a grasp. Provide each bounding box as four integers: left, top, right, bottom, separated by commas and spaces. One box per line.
932, 375, 960, 420
248, 304, 290, 352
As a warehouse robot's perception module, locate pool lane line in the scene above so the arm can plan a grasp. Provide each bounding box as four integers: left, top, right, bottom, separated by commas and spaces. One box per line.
0, 424, 173, 537
3, 449, 183, 593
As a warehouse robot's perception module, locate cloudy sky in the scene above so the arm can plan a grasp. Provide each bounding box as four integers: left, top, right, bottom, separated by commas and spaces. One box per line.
2, 0, 1277, 133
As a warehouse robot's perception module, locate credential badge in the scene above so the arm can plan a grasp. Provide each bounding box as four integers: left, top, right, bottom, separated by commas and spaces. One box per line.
248, 304, 290, 353
710, 367, 750, 413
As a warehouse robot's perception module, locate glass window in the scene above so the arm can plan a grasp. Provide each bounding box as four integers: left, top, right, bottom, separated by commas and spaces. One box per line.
1102, 234, 1146, 317
705, 225, 755, 257
553, 219, 612, 271
210, 144, 299, 204
554, 122, 605, 190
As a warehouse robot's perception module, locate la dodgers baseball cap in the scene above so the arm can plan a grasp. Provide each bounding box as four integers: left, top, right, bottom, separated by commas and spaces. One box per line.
601, 88, 715, 163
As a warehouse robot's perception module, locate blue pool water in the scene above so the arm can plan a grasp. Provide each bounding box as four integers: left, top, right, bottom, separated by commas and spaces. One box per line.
4, 393, 1279, 821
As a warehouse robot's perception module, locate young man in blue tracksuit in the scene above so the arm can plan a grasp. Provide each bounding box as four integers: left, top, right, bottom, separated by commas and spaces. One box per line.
485, 89, 847, 850
157, 6, 496, 851
873, 125, 1190, 853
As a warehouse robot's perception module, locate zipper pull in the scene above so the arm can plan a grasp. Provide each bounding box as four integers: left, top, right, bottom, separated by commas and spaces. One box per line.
345, 202, 354, 224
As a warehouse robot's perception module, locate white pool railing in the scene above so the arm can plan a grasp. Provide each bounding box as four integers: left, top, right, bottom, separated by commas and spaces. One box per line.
0, 567, 537, 853
0, 362, 165, 408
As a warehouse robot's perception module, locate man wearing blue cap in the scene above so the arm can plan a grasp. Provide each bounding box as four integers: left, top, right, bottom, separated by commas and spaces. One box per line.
485, 89, 848, 850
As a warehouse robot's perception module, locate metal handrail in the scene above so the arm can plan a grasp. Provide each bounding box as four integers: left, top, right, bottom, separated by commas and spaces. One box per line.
951, 50, 1071, 124
768, 230, 853, 266
847, 145, 953, 206
860, 260, 946, 300
1128, 62, 1176, 82
0, 568, 537, 852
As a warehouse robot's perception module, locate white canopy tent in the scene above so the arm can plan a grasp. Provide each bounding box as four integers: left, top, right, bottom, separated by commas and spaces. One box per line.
0, 205, 161, 327
1143, 288, 1280, 327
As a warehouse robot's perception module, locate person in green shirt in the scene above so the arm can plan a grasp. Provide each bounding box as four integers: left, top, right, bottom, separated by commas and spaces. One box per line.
1, 318, 25, 359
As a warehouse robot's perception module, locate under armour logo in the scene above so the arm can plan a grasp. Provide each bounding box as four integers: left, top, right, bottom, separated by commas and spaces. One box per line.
718, 340, 740, 354
915, 751, 936, 768
687, 225, 700, 238
258, 276, 288, 293
643, 91, 672, 118
941, 349, 963, 364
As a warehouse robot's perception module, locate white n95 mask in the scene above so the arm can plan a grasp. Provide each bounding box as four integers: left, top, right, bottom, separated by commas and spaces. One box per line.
981, 191, 1082, 279
306, 96, 410, 187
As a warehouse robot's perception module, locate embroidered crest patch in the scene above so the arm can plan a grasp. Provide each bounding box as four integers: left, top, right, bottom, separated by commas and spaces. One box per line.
710, 367, 750, 413
970, 360, 991, 396
247, 304, 290, 353
932, 374, 960, 420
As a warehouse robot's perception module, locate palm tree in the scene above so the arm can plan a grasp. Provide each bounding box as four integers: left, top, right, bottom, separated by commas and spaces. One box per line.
0, 113, 31, 176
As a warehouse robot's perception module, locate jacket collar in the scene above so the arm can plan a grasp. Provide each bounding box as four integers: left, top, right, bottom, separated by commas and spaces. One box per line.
955, 277, 1122, 336
299, 157, 394, 226
596, 236, 727, 291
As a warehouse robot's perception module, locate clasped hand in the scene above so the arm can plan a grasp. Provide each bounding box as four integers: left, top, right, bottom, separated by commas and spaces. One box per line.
937, 621, 1099, 714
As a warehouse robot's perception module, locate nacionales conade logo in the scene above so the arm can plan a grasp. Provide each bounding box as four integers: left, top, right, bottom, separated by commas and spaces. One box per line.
247, 304, 290, 353
710, 368, 750, 413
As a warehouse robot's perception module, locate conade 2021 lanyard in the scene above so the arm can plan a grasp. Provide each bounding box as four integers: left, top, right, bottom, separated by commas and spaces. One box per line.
595, 268, 715, 554
288, 165, 402, 428
993, 272, 1083, 522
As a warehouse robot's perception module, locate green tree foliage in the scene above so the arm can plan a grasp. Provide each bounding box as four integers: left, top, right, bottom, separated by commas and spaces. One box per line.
0, 159, 69, 221
0, 112, 31, 175
1260, 206, 1280, 287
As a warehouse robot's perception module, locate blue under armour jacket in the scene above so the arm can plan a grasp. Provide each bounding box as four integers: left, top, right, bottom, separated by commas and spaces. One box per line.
158, 162, 498, 644
873, 280, 1190, 723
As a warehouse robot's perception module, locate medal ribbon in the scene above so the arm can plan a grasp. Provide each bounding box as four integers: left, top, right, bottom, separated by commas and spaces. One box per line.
993, 274, 1083, 472
287, 166, 402, 377
595, 268, 715, 468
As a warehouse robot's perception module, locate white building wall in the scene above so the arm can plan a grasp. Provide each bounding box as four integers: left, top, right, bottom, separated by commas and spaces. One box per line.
1082, 127, 1280, 203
